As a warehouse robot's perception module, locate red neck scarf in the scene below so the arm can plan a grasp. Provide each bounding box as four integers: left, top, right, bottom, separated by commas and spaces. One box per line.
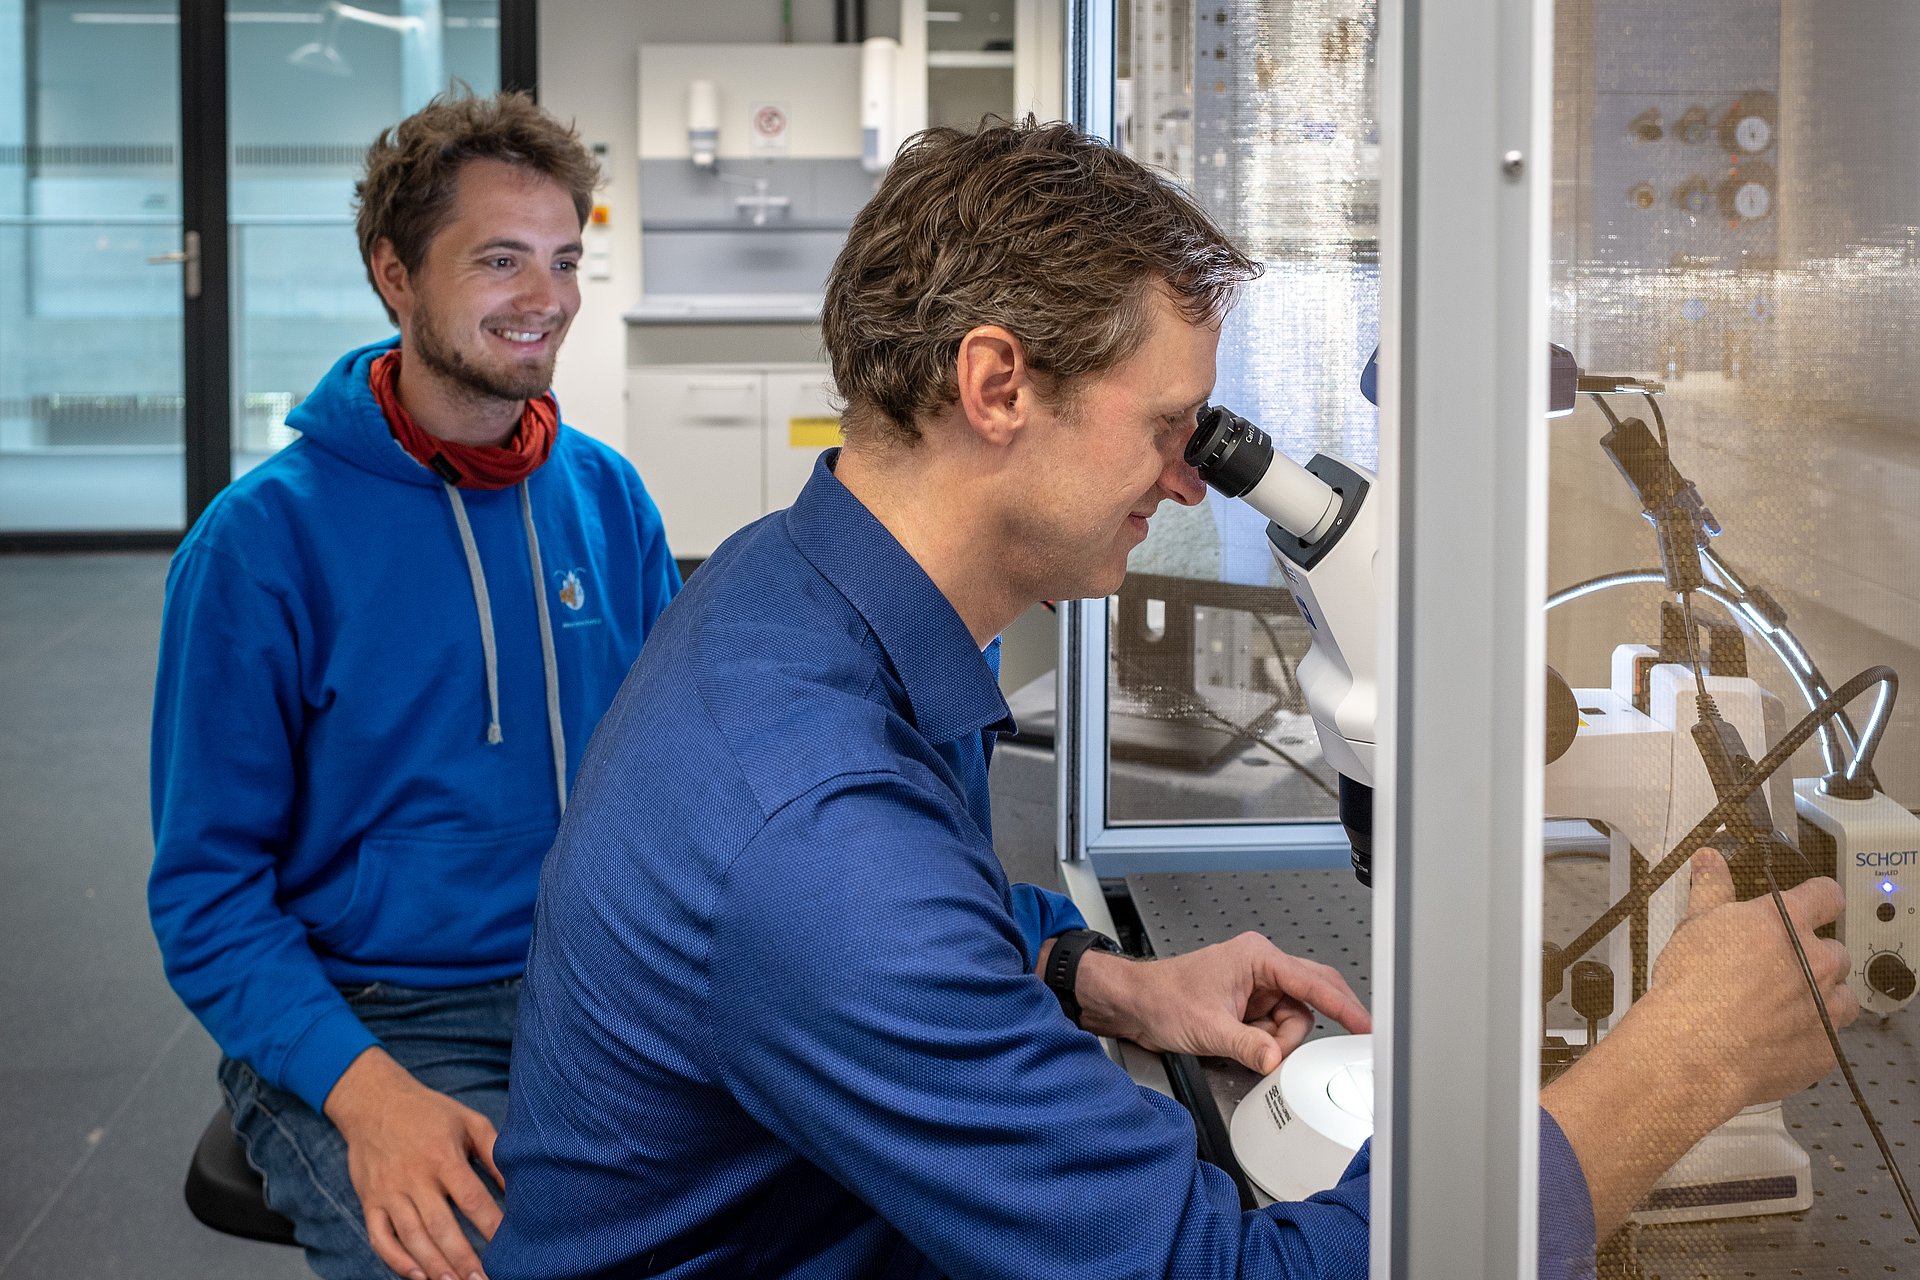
370, 349, 558, 490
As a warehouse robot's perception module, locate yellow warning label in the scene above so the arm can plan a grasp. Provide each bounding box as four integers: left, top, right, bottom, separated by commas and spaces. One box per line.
788, 417, 843, 448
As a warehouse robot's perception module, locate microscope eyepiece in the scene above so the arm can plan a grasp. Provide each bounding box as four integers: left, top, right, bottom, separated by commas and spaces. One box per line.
1185, 403, 1344, 547
1185, 405, 1274, 499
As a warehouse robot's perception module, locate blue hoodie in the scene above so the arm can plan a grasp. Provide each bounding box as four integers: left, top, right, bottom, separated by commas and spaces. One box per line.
149, 337, 681, 1113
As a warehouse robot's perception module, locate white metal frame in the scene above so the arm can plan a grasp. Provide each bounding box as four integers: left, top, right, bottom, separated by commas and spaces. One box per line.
1373, 0, 1552, 1273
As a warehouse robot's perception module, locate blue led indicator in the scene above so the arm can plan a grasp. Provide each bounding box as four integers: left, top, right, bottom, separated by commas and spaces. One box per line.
1884, 881, 1897, 893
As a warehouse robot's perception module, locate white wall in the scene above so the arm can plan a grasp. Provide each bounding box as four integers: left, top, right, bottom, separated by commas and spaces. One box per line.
538, 1, 897, 451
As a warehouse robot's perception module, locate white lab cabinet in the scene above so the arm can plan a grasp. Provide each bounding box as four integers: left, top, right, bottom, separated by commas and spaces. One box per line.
626, 365, 840, 560
763, 369, 842, 511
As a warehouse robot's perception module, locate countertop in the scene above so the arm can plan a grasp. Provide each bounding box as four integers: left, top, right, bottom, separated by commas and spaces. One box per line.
622, 294, 822, 325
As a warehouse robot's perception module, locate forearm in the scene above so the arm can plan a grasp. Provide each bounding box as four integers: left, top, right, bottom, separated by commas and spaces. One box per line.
151, 848, 376, 1108
1540, 991, 1741, 1236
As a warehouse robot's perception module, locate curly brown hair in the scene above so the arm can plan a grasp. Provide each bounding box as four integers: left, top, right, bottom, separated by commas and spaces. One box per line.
354, 90, 599, 325
821, 119, 1259, 446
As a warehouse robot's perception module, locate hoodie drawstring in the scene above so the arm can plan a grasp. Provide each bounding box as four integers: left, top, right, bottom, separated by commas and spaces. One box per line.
443, 483, 569, 818
518, 483, 569, 817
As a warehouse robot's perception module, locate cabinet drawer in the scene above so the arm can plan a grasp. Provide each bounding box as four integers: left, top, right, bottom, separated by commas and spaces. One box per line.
626, 370, 766, 559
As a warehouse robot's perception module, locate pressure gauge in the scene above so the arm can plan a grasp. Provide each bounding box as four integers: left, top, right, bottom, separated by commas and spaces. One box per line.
1733, 115, 1771, 153
1718, 160, 1776, 222
1732, 182, 1771, 220
1719, 91, 1778, 154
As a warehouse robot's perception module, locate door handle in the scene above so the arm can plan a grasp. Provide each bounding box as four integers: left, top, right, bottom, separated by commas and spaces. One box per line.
145, 229, 201, 300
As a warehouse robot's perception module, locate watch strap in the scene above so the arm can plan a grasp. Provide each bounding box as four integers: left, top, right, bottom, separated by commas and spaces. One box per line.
1043, 928, 1123, 1027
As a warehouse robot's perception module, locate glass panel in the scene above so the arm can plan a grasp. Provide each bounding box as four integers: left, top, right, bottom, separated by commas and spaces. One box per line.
1106, 0, 1376, 824
0, 0, 185, 532
1545, 0, 1920, 1268
228, 0, 499, 478
924, 0, 1016, 131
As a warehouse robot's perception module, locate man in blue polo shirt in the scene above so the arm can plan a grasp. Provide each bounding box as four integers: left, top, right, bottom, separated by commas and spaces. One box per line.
487, 121, 1856, 1279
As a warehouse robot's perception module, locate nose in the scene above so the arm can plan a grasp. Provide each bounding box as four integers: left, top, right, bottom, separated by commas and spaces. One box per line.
515, 266, 570, 318
1160, 453, 1206, 507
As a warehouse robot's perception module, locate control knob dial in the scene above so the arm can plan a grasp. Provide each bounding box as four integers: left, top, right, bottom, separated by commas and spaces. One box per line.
1865, 950, 1917, 1003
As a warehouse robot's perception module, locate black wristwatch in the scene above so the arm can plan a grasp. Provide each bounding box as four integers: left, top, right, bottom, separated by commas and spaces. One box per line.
1043, 928, 1124, 1027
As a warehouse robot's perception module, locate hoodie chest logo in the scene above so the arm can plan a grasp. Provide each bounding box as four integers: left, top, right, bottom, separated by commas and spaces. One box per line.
553, 567, 604, 631
555, 569, 586, 612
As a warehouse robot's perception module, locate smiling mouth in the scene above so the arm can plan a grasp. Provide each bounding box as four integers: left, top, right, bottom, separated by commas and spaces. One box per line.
488, 326, 550, 345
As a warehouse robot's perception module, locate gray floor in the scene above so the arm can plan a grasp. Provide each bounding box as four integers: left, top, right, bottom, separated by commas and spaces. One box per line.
0, 552, 1064, 1280
0, 553, 309, 1280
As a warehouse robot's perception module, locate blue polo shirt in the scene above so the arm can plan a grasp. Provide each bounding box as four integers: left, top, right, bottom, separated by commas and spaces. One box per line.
488, 452, 1596, 1279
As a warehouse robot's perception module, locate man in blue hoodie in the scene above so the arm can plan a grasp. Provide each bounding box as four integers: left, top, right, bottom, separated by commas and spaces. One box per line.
149, 92, 680, 1280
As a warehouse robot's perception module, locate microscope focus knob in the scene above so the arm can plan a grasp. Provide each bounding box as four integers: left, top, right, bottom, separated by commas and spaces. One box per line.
1865, 952, 1917, 1003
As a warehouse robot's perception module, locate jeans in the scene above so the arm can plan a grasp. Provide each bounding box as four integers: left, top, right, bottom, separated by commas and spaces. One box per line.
218, 978, 520, 1280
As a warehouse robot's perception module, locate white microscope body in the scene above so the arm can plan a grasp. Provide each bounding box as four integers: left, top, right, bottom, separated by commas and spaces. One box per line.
1184, 401, 1919, 1219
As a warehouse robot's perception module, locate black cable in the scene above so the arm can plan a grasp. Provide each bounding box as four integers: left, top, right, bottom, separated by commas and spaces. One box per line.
1247, 608, 1305, 705
1702, 548, 1876, 789
1644, 390, 1670, 453
1636, 386, 1712, 705
1678, 590, 1711, 704
1755, 851, 1920, 1235
1190, 701, 1340, 801
1588, 391, 1626, 432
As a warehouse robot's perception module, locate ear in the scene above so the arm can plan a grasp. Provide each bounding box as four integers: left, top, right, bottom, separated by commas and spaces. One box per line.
953, 325, 1036, 447
368, 237, 414, 327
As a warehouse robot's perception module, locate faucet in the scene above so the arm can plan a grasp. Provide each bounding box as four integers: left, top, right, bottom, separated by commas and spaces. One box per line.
733, 178, 791, 227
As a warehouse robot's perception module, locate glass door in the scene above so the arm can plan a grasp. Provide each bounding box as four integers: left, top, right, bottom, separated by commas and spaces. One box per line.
0, 0, 187, 532
0, 0, 516, 538
228, 0, 501, 479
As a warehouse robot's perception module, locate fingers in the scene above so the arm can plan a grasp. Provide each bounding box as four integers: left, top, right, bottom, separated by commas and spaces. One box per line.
410, 1184, 488, 1280
365, 1207, 430, 1280
377, 1197, 459, 1280
362, 1161, 496, 1280
1824, 974, 1862, 1030
1268, 1001, 1316, 1058
1684, 849, 1736, 916
1231, 1024, 1285, 1076
1780, 875, 1846, 936
1231, 998, 1319, 1074
447, 1157, 505, 1244
1809, 935, 1852, 990
467, 1111, 505, 1194
1248, 940, 1372, 1035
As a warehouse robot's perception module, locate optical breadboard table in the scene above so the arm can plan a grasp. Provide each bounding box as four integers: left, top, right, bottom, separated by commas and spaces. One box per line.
1125, 866, 1920, 1276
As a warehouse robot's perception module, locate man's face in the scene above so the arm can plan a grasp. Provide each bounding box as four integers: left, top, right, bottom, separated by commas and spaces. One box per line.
1010, 290, 1218, 600
397, 159, 583, 404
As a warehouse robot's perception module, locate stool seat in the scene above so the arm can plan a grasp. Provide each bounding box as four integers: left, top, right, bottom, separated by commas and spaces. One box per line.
184, 1105, 299, 1246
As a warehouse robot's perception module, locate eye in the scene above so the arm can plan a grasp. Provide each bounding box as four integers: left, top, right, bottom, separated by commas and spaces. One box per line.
554, 259, 579, 274
488, 256, 515, 270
